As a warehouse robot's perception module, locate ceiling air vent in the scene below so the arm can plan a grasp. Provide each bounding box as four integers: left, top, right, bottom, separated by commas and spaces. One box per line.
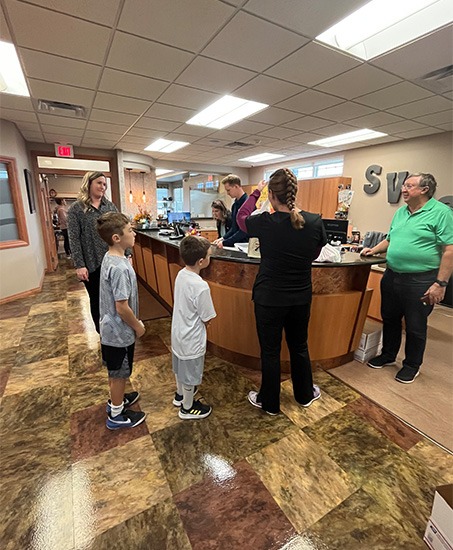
414, 64, 453, 94
37, 99, 87, 118
224, 141, 254, 149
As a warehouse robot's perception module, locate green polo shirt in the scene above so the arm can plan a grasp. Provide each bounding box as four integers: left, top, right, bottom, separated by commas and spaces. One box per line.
386, 198, 453, 273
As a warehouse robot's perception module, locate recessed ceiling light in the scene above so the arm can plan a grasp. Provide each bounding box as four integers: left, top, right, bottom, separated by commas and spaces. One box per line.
186, 95, 268, 129
316, 0, 451, 60
0, 41, 29, 97
144, 139, 189, 153
155, 168, 173, 176
239, 153, 285, 163
308, 129, 387, 147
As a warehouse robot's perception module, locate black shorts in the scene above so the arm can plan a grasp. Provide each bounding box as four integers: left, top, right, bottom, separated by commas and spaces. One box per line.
101, 343, 135, 379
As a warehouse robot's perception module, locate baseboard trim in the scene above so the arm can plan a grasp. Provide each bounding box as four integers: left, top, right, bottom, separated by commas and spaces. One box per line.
0, 271, 45, 305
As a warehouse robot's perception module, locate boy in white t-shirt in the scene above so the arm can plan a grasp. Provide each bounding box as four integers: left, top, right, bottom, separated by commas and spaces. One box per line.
171, 236, 216, 419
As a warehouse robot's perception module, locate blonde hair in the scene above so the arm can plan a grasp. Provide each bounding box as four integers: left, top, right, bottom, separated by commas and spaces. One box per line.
221, 174, 241, 187
78, 171, 106, 211
269, 168, 304, 229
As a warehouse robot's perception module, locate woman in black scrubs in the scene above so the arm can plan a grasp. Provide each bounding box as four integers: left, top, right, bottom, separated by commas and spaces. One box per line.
211, 199, 232, 239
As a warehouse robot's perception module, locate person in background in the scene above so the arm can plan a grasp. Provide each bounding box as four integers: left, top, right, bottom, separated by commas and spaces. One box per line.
55, 198, 71, 258
361, 172, 453, 383
97, 212, 146, 430
213, 175, 248, 248
237, 168, 327, 415
211, 199, 232, 239
68, 172, 118, 332
171, 236, 216, 420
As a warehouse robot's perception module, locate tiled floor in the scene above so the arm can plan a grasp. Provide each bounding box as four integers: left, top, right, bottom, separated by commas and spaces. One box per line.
1, 262, 452, 549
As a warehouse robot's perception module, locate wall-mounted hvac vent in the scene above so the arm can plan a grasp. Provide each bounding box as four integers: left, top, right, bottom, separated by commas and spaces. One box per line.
37, 99, 87, 118
414, 64, 453, 94
224, 141, 254, 149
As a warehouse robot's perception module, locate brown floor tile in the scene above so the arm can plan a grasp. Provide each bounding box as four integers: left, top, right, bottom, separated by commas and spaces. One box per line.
175, 460, 298, 550
0, 300, 32, 320
134, 332, 170, 361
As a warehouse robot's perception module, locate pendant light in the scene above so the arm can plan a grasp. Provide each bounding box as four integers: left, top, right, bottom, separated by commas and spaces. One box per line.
141, 171, 146, 203
126, 168, 133, 203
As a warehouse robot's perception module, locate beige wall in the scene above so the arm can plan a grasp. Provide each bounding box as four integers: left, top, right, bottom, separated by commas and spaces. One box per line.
250, 131, 452, 234
0, 120, 47, 300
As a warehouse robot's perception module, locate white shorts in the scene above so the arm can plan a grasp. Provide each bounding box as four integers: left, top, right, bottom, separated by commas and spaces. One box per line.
172, 352, 204, 386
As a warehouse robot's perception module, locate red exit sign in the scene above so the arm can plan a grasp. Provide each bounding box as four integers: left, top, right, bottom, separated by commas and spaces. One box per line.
54, 144, 74, 158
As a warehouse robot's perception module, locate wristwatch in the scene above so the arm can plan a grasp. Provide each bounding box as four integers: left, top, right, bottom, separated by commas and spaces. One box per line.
435, 279, 448, 287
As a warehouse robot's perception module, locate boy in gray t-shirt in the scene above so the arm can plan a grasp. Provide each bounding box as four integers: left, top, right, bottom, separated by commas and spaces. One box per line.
97, 212, 146, 430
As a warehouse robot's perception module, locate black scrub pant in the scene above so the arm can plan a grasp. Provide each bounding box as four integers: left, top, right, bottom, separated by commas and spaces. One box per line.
380, 268, 436, 372
83, 266, 101, 333
254, 302, 314, 414
61, 229, 71, 256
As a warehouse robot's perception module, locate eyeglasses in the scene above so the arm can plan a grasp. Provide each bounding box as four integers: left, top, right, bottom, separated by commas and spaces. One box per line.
402, 183, 427, 190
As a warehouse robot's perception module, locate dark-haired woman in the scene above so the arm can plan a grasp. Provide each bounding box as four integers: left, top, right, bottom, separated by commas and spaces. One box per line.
68, 171, 118, 332
237, 168, 327, 415
211, 199, 232, 239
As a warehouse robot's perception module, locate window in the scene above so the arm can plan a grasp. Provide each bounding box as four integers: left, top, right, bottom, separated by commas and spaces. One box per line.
0, 156, 29, 249
264, 157, 344, 181
156, 185, 169, 216
173, 187, 183, 212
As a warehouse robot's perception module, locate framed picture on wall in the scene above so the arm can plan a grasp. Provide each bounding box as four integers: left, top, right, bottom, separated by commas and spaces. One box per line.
24, 169, 36, 214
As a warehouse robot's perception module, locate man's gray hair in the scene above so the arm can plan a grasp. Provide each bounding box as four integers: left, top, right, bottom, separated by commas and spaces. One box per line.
407, 172, 437, 199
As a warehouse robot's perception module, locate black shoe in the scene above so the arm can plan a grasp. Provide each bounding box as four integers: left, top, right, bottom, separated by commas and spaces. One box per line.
106, 391, 140, 414
106, 409, 146, 430
367, 355, 396, 369
178, 399, 212, 419
172, 386, 198, 407
395, 366, 420, 384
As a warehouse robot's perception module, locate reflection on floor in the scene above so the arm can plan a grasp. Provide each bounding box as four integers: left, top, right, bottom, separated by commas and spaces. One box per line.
1, 262, 452, 549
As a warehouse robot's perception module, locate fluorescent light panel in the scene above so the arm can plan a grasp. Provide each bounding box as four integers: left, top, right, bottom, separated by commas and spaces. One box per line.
316, 0, 452, 60
155, 169, 173, 176
308, 129, 387, 147
239, 153, 285, 163
144, 139, 189, 153
0, 41, 29, 96
186, 95, 268, 129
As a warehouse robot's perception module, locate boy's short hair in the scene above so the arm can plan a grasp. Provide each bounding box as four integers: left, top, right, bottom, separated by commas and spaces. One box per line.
221, 174, 241, 187
97, 212, 130, 245
179, 235, 211, 266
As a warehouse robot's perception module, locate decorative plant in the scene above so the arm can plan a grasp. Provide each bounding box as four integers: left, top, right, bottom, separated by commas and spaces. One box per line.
133, 206, 152, 224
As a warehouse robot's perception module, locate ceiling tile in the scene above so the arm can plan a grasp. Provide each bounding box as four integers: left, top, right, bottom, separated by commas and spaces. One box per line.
284, 115, 334, 131
144, 103, 196, 123
176, 57, 256, 94
266, 42, 360, 87
393, 127, 443, 139
27, 79, 95, 107
387, 96, 452, 118
0, 4, 12, 41
173, 124, 215, 138
84, 129, 124, 140
0, 108, 38, 123
158, 85, 219, 111
119, 0, 234, 52
5, 0, 111, 64
355, 82, 433, 109
43, 133, 81, 146
81, 139, 117, 148
40, 124, 84, 137
0, 94, 34, 111
376, 120, 427, 135
249, 107, 301, 125
314, 123, 359, 136
133, 117, 181, 132
346, 112, 403, 128
98, 68, 169, 102
436, 122, 453, 131
19, 49, 102, 90
224, 119, 271, 134
277, 89, 343, 114
21, 131, 44, 141
201, 11, 305, 72
89, 109, 137, 126
414, 111, 453, 127
37, 114, 87, 128
315, 101, 376, 122
234, 75, 303, 106
22, 0, 122, 26
256, 127, 300, 139
93, 92, 150, 116
86, 121, 130, 134
243, 0, 365, 38
317, 64, 402, 99
107, 32, 194, 81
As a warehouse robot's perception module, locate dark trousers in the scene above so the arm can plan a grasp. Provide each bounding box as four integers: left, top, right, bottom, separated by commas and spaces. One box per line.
254, 302, 314, 414
61, 229, 71, 255
83, 266, 101, 333
381, 268, 436, 371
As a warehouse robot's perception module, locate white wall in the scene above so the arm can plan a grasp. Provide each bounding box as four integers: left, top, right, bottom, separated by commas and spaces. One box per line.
0, 120, 47, 300
250, 131, 452, 234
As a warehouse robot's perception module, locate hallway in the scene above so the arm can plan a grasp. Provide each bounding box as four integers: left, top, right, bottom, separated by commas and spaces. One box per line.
0, 263, 451, 549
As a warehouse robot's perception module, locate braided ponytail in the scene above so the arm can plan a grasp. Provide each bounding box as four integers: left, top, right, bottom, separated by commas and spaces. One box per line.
269, 168, 305, 229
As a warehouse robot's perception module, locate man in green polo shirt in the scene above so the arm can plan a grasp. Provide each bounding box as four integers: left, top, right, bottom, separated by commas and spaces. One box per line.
362, 173, 453, 383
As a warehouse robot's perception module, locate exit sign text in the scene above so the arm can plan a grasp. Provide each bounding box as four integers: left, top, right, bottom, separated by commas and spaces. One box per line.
54, 144, 74, 158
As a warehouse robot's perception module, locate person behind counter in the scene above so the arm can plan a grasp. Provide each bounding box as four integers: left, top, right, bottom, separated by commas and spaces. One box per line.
68, 171, 118, 332
361, 172, 453, 384
237, 168, 327, 415
213, 174, 248, 248
211, 199, 232, 239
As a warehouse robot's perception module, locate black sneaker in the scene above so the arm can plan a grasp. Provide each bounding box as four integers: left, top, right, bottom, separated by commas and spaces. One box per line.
106, 391, 140, 414
178, 399, 212, 420
172, 386, 198, 407
106, 409, 146, 430
395, 366, 420, 384
367, 355, 396, 369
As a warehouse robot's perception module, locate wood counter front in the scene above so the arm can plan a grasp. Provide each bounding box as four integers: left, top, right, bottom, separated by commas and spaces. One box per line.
133, 231, 385, 372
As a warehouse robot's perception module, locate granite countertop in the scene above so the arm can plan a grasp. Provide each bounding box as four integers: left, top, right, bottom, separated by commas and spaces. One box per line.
135, 230, 387, 268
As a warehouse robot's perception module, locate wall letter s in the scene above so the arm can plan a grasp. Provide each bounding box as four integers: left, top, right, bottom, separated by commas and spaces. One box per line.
364, 165, 382, 195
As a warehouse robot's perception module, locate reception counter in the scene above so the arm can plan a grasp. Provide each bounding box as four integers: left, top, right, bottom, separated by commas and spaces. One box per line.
133, 230, 385, 372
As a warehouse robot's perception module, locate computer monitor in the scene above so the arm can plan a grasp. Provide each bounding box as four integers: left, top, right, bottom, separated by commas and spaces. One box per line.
167, 211, 191, 224
322, 218, 348, 244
